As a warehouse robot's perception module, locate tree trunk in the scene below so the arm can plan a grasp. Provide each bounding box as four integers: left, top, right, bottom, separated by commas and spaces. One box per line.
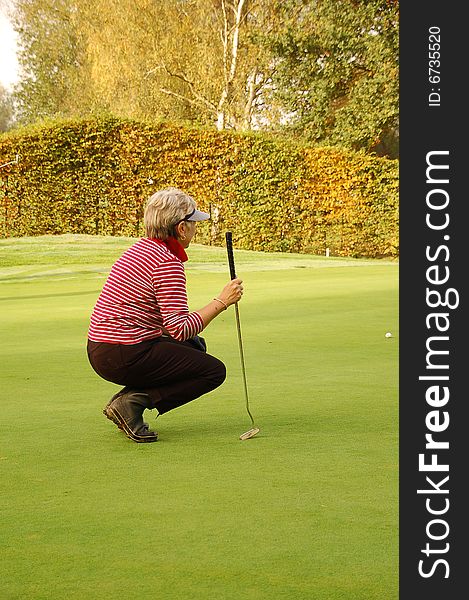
216, 0, 247, 130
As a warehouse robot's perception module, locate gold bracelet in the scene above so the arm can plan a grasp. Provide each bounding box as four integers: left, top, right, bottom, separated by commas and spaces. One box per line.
213, 297, 228, 311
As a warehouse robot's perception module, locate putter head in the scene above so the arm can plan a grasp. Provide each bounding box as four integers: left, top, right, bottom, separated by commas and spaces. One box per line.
239, 427, 260, 441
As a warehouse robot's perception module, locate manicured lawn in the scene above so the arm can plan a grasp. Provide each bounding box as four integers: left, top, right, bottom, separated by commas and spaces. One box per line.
0, 235, 398, 599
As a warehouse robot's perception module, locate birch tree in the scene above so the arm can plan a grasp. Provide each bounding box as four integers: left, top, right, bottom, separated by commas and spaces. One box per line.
149, 0, 278, 131
10, 0, 280, 129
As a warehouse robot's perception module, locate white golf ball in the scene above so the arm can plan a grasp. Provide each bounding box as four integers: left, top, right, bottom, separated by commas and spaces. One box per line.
385, 332, 392, 338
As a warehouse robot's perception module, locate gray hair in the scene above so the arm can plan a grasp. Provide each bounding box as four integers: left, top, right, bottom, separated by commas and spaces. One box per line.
144, 188, 196, 239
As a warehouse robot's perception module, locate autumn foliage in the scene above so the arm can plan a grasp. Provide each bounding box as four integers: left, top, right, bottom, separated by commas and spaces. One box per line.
0, 116, 398, 257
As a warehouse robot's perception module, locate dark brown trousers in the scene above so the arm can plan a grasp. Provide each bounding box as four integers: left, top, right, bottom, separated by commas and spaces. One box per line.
87, 337, 226, 414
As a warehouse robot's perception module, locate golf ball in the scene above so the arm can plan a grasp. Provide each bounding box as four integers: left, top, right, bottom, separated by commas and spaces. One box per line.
385, 332, 392, 338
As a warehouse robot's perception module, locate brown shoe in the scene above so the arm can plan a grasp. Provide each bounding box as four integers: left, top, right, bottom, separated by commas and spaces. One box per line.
104, 391, 158, 443
103, 391, 125, 430
103, 390, 152, 432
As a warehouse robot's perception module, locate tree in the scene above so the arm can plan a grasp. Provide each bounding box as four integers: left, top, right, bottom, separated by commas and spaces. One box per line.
11, 0, 94, 123
9, 0, 399, 157
264, 0, 399, 156
79, 0, 280, 131
0, 84, 15, 131
10, 0, 281, 131
77, 0, 211, 123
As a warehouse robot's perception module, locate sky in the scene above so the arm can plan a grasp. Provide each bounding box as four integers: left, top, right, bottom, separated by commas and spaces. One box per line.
0, 8, 19, 89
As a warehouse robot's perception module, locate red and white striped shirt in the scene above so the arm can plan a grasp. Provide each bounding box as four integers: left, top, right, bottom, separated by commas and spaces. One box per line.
88, 238, 204, 344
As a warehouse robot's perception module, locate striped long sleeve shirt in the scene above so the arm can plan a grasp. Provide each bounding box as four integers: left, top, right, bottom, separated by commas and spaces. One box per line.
88, 238, 204, 344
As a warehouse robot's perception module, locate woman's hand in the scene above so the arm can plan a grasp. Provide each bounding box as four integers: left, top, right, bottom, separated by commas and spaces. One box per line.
218, 277, 244, 307
195, 278, 244, 329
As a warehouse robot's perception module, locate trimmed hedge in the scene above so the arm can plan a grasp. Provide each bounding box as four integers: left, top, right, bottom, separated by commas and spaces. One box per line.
0, 116, 398, 257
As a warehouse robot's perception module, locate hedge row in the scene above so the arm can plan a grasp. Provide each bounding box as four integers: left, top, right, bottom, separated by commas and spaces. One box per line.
0, 116, 398, 257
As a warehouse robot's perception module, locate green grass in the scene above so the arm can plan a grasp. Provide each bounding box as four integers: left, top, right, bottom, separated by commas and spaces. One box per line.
0, 235, 398, 600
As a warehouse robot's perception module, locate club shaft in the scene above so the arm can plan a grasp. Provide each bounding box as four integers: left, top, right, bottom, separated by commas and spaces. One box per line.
234, 302, 255, 427
225, 231, 255, 427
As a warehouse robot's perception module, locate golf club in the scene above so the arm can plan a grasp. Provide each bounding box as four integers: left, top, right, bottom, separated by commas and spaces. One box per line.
225, 231, 260, 441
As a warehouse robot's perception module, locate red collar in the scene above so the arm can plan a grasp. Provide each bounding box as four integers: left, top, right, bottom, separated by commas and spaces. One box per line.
154, 237, 188, 262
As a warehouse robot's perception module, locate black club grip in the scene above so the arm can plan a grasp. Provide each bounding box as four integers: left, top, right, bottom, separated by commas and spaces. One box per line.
225, 231, 237, 280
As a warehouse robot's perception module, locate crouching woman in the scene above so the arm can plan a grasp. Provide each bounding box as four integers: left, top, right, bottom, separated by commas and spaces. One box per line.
87, 188, 243, 443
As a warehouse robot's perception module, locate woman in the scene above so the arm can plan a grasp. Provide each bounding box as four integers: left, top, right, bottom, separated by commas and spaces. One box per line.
87, 187, 243, 443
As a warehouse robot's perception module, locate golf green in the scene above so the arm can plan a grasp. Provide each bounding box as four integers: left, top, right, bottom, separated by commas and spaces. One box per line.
0, 235, 398, 600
